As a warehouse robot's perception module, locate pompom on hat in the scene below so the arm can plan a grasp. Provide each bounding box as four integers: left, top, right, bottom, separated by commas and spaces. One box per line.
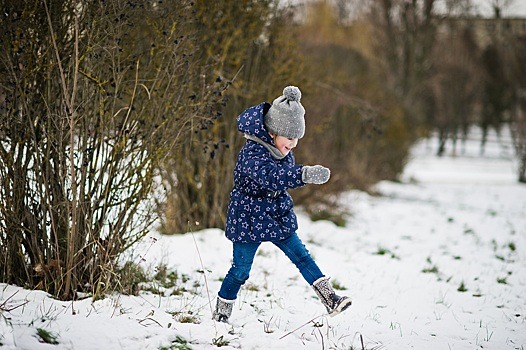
264, 86, 306, 139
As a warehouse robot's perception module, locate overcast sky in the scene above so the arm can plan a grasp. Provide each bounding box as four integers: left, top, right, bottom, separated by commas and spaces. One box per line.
284, 0, 526, 18
472, 0, 526, 17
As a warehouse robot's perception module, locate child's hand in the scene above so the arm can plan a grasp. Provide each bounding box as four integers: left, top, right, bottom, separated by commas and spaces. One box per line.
302, 165, 331, 184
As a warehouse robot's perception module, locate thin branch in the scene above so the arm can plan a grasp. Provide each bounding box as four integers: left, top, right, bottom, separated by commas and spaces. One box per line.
43, 0, 71, 113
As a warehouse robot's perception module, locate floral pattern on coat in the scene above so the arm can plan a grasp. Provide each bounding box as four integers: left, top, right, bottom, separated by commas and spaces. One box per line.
225, 102, 305, 243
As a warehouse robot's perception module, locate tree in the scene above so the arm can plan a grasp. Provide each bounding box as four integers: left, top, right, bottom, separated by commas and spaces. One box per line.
479, 43, 511, 153
430, 24, 482, 156
367, 0, 438, 122
507, 37, 526, 182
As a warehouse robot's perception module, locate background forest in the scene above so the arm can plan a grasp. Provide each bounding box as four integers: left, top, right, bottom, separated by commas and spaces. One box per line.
1, 0, 525, 300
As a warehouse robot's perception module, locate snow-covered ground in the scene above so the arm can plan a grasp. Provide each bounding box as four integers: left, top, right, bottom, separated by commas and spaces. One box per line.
1, 131, 525, 350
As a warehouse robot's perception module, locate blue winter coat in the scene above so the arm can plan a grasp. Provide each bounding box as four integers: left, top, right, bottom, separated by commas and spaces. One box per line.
225, 102, 306, 243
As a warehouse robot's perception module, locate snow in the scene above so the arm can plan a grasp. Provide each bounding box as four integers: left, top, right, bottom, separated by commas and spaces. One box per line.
1, 130, 525, 350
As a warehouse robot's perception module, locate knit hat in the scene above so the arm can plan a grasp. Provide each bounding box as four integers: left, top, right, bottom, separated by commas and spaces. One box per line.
264, 86, 305, 139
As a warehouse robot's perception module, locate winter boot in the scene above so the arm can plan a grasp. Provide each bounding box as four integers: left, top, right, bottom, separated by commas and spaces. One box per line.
212, 296, 235, 323
312, 277, 352, 316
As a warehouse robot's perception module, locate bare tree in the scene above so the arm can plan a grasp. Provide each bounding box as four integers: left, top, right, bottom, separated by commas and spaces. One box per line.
507, 36, 526, 182
430, 22, 483, 156
511, 91, 526, 182
488, 0, 514, 17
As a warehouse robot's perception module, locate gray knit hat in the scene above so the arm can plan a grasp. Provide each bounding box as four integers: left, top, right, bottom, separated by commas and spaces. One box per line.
264, 86, 305, 139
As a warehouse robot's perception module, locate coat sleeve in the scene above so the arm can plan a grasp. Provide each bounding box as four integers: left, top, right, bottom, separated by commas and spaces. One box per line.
239, 143, 305, 191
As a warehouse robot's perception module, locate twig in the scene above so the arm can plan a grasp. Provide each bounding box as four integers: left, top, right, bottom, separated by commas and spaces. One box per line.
360, 333, 365, 350
279, 314, 325, 340
190, 225, 213, 317
316, 325, 325, 349
0, 290, 19, 308
0, 291, 29, 312
137, 317, 163, 327
134, 236, 158, 265
43, 0, 70, 111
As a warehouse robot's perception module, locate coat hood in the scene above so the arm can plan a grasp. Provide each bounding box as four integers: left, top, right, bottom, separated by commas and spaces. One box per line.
237, 102, 273, 144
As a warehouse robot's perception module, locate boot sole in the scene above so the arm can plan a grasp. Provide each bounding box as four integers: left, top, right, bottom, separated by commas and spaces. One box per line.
329, 299, 352, 317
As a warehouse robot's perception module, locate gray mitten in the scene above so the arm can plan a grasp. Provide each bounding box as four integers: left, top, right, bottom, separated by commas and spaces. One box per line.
302, 165, 331, 184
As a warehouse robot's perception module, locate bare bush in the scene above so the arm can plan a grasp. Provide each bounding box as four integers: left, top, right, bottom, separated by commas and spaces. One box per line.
158, 1, 308, 233
0, 0, 224, 299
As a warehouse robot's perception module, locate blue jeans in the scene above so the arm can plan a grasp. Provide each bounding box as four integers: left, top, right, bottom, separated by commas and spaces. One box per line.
218, 233, 324, 300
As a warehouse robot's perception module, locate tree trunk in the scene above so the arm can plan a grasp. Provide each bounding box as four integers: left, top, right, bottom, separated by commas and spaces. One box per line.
519, 154, 526, 183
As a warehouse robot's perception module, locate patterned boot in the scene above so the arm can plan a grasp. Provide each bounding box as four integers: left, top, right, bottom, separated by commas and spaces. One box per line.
212, 296, 235, 323
312, 277, 352, 316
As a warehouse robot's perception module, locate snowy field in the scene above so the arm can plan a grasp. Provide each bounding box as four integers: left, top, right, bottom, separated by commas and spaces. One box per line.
1, 131, 525, 350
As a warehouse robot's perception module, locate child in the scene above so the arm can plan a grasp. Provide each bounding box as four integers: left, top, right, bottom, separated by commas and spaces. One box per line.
212, 86, 352, 323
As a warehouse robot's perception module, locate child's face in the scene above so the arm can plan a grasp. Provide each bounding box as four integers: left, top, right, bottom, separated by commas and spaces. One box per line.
270, 134, 299, 156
